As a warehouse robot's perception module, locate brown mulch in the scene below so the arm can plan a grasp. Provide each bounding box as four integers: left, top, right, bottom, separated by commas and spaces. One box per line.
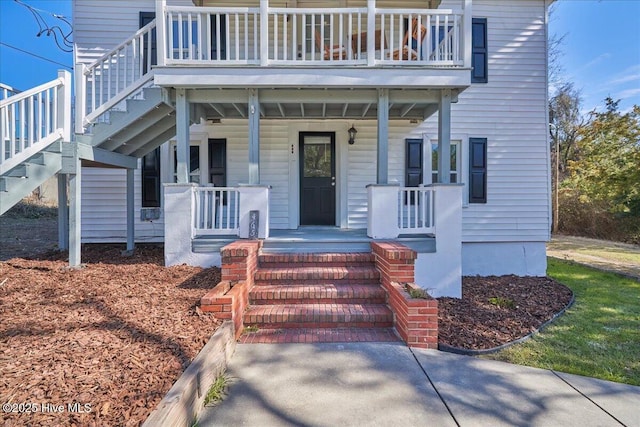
0, 244, 221, 427
0, 241, 574, 426
438, 275, 573, 351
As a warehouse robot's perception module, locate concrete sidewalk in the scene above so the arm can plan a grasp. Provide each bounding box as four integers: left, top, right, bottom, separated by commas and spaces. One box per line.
198, 343, 640, 427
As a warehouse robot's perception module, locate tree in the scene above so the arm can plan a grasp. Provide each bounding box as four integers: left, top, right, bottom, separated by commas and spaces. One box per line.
549, 82, 583, 179
567, 98, 640, 215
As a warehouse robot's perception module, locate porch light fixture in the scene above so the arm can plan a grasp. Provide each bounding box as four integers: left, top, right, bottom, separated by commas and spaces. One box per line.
348, 124, 358, 145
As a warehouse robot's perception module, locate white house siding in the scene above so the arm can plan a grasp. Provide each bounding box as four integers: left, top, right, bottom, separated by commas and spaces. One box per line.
423, 0, 550, 244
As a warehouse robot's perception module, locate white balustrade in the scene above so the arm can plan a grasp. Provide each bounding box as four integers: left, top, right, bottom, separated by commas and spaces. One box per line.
164, 6, 261, 65
0, 71, 71, 175
398, 187, 435, 234
193, 186, 240, 235
156, 4, 465, 66
76, 20, 157, 132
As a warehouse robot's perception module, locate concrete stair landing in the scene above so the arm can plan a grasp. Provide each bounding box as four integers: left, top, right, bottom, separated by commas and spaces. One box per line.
239, 252, 399, 344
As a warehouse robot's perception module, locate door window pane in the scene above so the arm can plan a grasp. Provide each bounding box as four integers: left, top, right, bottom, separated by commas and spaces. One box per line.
431, 142, 459, 183
303, 139, 332, 178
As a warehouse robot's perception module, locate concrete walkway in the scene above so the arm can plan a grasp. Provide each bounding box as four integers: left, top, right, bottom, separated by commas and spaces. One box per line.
198, 343, 640, 427
547, 235, 640, 280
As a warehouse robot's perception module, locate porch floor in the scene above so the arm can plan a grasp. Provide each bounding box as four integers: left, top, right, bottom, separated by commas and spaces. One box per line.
193, 227, 436, 254
264, 227, 435, 254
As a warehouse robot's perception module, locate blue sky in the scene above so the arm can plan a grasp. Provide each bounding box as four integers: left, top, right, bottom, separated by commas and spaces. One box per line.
1, 0, 639, 115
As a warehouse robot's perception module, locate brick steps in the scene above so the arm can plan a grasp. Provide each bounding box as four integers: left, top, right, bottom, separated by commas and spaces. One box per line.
238, 327, 401, 344
258, 253, 375, 268
249, 284, 386, 305
254, 266, 380, 286
243, 303, 393, 329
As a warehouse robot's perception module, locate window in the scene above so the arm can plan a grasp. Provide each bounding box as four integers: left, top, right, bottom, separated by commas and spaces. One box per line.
471, 18, 488, 83
431, 142, 460, 184
172, 145, 201, 183
139, 12, 157, 74
141, 147, 161, 207
469, 137, 487, 203
306, 15, 330, 53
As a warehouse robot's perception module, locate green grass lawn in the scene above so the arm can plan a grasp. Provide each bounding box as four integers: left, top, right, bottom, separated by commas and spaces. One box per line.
484, 258, 640, 386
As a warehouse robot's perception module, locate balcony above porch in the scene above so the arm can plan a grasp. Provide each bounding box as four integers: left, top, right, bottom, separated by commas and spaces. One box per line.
152, 0, 472, 89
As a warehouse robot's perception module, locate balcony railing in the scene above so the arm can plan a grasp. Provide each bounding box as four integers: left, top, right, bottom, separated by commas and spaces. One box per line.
158, 1, 470, 67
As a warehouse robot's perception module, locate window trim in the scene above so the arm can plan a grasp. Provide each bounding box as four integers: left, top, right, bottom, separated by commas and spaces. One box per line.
424, 136, 470, 206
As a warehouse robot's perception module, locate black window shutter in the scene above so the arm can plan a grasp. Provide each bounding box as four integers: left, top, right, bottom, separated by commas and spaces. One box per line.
142, 147, 161, 207
469, 138, 487, 203
471, 18, 488, 83
139, 12, 157, 74
405, 139, 423, 205
405, 139, 423, 187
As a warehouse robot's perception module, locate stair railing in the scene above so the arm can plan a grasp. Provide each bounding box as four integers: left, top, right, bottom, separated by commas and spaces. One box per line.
0, 70, 71, 175
75, 19, 157, 133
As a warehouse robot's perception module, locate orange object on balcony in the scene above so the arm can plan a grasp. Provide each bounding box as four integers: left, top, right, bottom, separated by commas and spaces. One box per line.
390, 18, 427, 60
314, 30, 348, 60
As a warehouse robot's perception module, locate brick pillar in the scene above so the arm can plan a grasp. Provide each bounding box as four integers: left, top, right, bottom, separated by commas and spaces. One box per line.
201, 240, 261, 339
371, 242, 438, 349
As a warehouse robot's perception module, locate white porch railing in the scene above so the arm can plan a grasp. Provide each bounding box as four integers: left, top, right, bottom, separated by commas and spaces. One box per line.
367, 184, 442, 239
398, 187, 435, 234
158, 2, 470, 67
0, 83, 20, 101
0, 71, 71, 175
193, 186, 240, 236
75, 19, 157, 132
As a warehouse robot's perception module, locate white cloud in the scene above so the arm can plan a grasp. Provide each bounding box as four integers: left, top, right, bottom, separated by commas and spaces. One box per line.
616, 87, 640, 99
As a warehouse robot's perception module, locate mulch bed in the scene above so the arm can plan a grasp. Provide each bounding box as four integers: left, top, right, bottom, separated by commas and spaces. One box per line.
438, 275, 573, 350
0, 244, 573, 426
0, 244, 221, 427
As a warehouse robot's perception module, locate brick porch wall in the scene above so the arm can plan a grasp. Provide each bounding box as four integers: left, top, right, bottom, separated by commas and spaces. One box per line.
371, 242, 438, 349
201, 241, 261, 339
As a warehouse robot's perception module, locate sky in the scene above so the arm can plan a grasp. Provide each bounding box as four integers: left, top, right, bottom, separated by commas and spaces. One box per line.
0, 0, 639, 115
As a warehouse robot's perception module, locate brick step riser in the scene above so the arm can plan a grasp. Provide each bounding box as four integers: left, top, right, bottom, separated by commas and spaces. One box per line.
245, 321, 395, 329
258, 254, 375, 264
250, 298, 387, 305
254, 279, 381, 286
258, 262, 376, 268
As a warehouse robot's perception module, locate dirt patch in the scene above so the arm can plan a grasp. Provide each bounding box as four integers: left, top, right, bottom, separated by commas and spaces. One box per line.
0, 245, 221, 427
0, 214, 59, 261
438, 275, 573, 350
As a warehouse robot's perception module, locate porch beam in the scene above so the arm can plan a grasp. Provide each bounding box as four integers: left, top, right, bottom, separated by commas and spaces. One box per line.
400, 103, 416, 118
248, 89, 260, 184
362, 103, 372, 117
75, 143, 139, 169
185, 88, 443, 105
276, 103, 285, 117
126, 168, 135, 253
208, 103, 226, 118
437, 89, 452, 184
175, 88, 191, 184
377, 89, 389, 184
231, 103, 246, 118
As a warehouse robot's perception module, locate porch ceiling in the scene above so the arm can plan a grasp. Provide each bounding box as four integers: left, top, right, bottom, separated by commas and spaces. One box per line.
184, 88, 456, 121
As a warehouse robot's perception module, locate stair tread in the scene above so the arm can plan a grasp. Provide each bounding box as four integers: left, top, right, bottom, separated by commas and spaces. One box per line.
245, 303, 393, 319
249, 284, 386, 303
254, 266, 380, 281
239, 327, 400, 344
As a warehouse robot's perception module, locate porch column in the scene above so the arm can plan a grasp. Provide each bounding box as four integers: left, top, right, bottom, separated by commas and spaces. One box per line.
377, 89, 389, 184
57, 173, 68, 250
175, 88, 191, 184
248, 89, 260, 185
437, 89, 452, 183
155, 0, 166, 66
126, 168, 135, 253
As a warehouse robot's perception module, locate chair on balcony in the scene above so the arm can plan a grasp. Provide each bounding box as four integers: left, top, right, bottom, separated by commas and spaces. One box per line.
314, 31, 348, 60
390, 18, 427, 60
351, 29, 388, 59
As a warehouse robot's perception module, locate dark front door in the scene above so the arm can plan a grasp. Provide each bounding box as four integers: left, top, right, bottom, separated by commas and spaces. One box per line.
300, 132, 336, 226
